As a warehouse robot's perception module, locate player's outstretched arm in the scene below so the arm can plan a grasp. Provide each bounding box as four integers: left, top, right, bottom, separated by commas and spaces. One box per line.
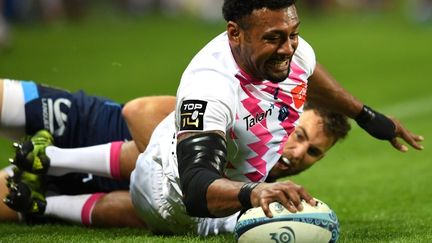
307, 63, 424, 152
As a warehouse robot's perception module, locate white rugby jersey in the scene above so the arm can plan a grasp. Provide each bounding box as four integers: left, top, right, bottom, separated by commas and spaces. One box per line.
131, 32, 316, 235
175, 32, 316, 182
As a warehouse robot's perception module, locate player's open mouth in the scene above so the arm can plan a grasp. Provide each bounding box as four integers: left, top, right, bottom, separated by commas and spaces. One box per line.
268, 59, 289, 72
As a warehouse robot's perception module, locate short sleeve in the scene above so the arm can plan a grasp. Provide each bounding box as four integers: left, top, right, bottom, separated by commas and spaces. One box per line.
175, 70, 237, 135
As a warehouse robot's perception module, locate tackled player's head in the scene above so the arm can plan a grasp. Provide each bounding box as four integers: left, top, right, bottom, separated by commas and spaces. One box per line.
224, 0, 299, 83
267, 103, 351, 181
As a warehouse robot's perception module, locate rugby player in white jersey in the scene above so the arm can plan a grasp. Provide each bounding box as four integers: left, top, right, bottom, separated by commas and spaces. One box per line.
1, 0, 424, 236
127, 0, 423, 235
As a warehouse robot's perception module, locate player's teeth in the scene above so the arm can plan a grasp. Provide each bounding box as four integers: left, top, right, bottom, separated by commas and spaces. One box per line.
281, 157, 291, 165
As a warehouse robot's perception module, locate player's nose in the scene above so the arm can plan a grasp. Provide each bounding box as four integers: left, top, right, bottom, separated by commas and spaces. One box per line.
278, 39, 295, 56
291, 143, 308, 161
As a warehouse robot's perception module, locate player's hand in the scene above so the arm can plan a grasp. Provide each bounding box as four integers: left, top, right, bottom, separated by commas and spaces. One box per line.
388, 117, 424, 152
355, 105, 424, 152
250, 181, 316, 218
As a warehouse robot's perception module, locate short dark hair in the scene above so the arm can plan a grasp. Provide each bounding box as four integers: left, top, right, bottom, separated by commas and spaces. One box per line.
222, 0, 297, 23
304, 102, 351, 144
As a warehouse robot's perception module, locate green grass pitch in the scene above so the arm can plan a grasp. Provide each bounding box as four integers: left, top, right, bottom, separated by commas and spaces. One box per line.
0, 7, 431, 243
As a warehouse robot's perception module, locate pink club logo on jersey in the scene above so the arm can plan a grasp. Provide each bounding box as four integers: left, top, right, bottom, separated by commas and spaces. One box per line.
292, 83, 307, 109
289, 62, 308, 109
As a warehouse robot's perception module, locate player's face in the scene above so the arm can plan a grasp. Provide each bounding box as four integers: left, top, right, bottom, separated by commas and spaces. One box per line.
268, 110, 335, 179
229, 5, 300, 83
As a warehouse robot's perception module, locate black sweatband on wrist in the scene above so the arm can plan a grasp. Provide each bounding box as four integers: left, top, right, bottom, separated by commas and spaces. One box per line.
355, 105, 396, 140
238, 182, 260, 209
177, 132, 227, 217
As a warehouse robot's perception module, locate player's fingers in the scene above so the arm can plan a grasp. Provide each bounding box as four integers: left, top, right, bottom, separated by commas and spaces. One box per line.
414, 135, 425, 144
286, 189, 303, 211
409, 132, 425, 142
390, 138, 408, 152
260, 199, 273, 218
297, 187, 316, 207
399, 126, 423, 147
392, 118, 424, 150
276, 191, 298, 213
405, 138, 424, 150
396, 131, 423, 151
403, 133, 424, 150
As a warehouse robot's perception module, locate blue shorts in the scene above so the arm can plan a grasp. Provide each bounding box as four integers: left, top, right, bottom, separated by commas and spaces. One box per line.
22, 81, 131, 194
23, 82, 131, 147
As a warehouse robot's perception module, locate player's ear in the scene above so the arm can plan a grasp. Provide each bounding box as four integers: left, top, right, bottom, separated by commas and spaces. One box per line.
227, 21, 241, 45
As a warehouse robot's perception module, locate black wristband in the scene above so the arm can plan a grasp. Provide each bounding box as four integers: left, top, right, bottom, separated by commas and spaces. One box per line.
238, 182, 260, 209
355, 105, 396, 140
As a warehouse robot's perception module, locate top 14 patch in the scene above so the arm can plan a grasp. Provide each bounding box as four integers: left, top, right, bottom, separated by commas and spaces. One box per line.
179, 100, 207, 131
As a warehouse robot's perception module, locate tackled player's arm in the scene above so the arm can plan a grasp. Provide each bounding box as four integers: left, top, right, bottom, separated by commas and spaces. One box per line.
122, 96, 176, 152
177, 131, 315, 218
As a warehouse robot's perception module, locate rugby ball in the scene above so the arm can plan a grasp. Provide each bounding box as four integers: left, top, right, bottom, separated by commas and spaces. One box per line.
234, 199, 339, 243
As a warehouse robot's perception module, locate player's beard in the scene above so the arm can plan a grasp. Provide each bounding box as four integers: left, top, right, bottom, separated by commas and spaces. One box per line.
266, 59, 292, 83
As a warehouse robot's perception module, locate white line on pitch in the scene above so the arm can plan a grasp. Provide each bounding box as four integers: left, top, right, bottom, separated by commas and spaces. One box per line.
379, 96, 432, 119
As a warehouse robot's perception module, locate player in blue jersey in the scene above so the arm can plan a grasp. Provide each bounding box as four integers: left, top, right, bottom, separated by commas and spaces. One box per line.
1, 78, 132, 192
0, 78, 175, 226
